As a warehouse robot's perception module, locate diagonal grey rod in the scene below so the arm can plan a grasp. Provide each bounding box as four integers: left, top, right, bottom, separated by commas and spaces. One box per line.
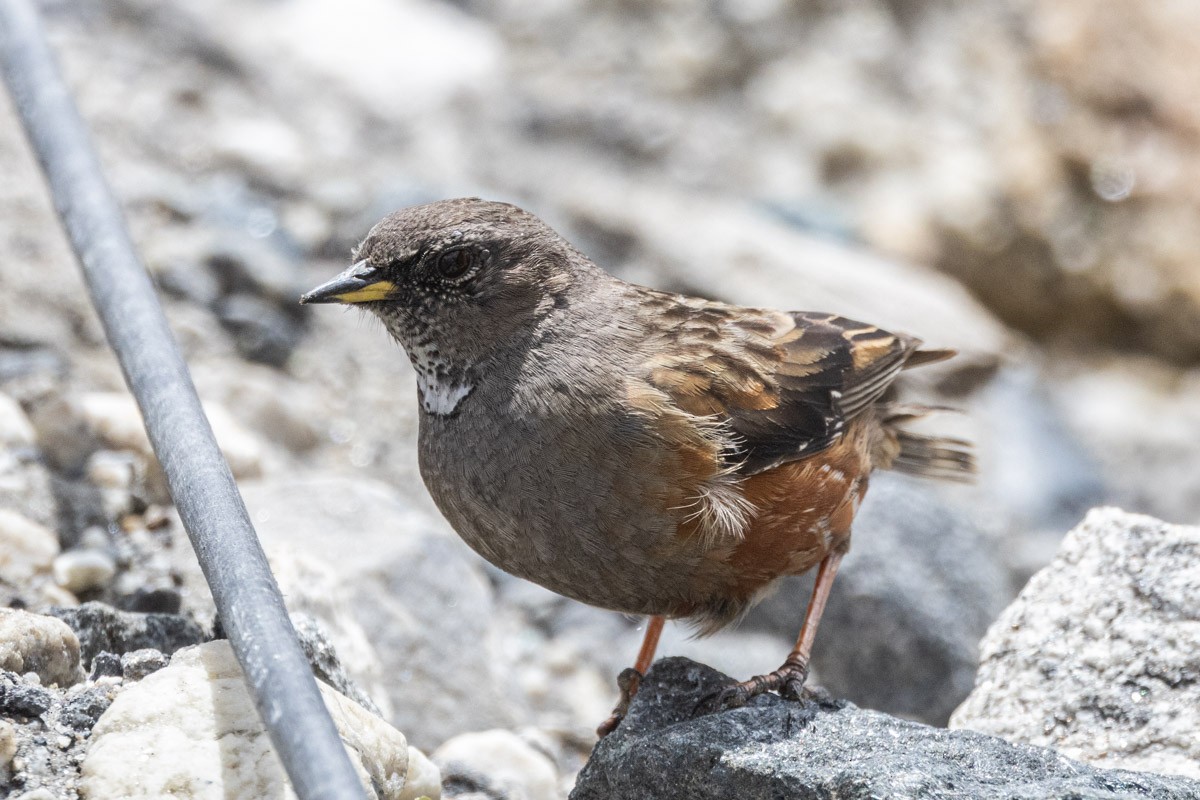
0, 3, 367, 798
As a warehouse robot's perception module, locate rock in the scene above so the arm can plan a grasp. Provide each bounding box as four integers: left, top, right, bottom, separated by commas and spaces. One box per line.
84, 450, 141, 520
951, 508, 1200, 779
292, 612, 384, 718
0, 719, 15, 784
214, 293, 305, 367
52, 549, 117, 595
434, 730, 559, 800
1054, 359, 1200, 526
0, 510, 59, 586
744, 473, 1011, 724
0, 673, 53, 719
88, 652, 122, 681
48, 602, 205, 669
80, 640, 439, 800
48, 392, 265, 481
119, 649, 169, 681
57, 685, 116, 732
0, 450, 58, 541
0, 392, 35, 447
0, 610, 83, 688
195, 0, 502, 121
242, 477, 526, 751
571, 657, 1200, 800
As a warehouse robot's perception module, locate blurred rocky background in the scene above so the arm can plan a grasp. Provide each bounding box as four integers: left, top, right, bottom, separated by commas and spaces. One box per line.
0, 0, 1198, 798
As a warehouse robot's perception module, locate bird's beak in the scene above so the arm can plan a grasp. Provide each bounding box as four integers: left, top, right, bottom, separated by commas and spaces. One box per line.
300, 260, 396, 305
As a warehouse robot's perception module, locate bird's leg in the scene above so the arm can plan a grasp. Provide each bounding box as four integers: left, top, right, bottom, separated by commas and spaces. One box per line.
596, 614, 664, 737
717, 550, 844, 709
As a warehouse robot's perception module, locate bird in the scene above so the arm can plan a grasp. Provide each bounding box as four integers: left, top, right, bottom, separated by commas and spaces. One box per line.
300, 197, 974, 735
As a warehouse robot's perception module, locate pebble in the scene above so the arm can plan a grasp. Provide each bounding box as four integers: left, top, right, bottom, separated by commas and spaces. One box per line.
434, 729, 559, 800
53, 549, 118, 594
0, 509, 59, 585
0, 609, 83, 688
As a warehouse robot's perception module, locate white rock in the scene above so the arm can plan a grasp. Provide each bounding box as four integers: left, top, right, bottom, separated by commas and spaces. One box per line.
0, 509, 59, 586
433, 729, 559, 800
202, 0, 502, 119
951, 508, 1200, 779
0, 608, 83, 688
52, 549, 117, 594
78, 392, 264, 479
81, 640, 439, 800
0, 392, 35, 447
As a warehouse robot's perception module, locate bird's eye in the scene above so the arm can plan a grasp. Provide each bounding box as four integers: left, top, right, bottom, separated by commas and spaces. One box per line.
436, 247, 475, 281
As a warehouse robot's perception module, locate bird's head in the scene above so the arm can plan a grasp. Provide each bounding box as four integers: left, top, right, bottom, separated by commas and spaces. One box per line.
301, 198, 581, 363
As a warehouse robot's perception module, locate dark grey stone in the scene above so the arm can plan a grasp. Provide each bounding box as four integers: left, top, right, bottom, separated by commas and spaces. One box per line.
49, 602, 205, 667
0, 672, 52, 718
58, 685, 115, 732
744, 472, 1011, 725
571, 658, 1200, 800
214, 293, 305, 367
88, 651, 122, 680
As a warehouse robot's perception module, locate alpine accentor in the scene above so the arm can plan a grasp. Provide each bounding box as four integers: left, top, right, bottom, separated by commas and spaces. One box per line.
301, 198, 973, 734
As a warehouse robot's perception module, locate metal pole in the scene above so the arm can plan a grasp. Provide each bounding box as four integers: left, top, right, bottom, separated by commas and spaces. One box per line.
0, 3, 368, 798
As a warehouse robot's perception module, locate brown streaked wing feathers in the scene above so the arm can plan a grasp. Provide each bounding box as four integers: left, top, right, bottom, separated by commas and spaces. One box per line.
644, 305, 922, 476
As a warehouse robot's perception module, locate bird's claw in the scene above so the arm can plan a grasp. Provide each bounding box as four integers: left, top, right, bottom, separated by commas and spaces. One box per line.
701, 657, 812, 713
596, 667, 643, 738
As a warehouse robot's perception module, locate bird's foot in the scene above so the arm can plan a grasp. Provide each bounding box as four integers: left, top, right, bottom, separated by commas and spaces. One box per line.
596, 667, 643, 738
712, 654, 810, 710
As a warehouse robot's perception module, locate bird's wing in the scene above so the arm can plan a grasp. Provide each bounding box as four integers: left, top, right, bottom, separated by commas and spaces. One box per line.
640, 300, 928, 476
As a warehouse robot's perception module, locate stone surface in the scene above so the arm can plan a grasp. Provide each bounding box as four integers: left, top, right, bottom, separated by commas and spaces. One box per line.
0, 719, 15, 784
52, 548, 117, 594
81, 641, 438, 800
951, 508, 1200, 779
744, 472, 1011, 724
38, 392, 266, 481
0, 392, 35, 447
48, 602, 205, 669
0, 509, 59, 587
0, 672, 53, 718
0, 610, 83, 688
242, 477, 525, 751
572, 658, 1200, 800
434, 729, 559, 800
119, 648, 169, 681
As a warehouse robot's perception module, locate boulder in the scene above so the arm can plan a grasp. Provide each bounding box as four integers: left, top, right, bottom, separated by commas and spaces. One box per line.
951, 508, 1200, 779
571, 657, 1200, 800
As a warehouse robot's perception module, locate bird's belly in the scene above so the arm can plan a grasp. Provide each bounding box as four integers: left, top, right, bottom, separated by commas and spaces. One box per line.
417, 415, 704, 615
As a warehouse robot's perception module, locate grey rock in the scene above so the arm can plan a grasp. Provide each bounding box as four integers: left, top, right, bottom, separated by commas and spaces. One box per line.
88, 652, 122, 681
952, 508, 1200, 779
214, 292, 305, 367
0, 674, 53, 719
118, 648, 169, 681
48, 602, 205, 668
571, 658, 1200, 800
57, 685, 115, 732
292, 613, 383, 717
242, 477, 527, 752
744, 472, 1011, 724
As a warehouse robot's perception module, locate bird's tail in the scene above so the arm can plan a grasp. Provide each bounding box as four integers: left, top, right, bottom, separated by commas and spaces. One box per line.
875, 403, 976, 482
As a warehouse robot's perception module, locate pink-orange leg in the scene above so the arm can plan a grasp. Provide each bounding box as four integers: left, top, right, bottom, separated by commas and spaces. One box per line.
596, 615, 664, 737
718, 550, 845, 708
